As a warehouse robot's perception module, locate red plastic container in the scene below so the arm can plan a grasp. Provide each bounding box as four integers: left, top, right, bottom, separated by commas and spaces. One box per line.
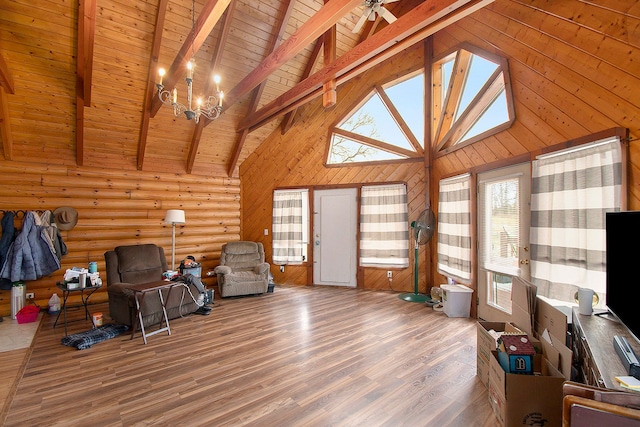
16, 305, 40, 324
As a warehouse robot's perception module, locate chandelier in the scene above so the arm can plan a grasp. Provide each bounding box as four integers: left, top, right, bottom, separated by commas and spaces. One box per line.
155, 0, 223, 124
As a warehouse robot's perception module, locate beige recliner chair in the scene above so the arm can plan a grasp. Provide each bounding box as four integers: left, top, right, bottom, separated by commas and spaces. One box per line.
214, 241, 270, 297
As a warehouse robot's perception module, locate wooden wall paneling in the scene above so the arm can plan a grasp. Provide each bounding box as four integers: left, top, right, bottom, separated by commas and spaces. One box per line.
470, 6, 640, 135
0, 161, 240, 316
241, 59, 427, 293
508, 61, 618, 133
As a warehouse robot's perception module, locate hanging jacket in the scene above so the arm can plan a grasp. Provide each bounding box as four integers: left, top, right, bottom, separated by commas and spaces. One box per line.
0, 211, 61, 282
0, 212, 15, 289
40, 210, 67, 261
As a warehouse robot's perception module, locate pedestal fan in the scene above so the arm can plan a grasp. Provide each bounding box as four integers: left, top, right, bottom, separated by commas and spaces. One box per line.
399, 208, 436, 302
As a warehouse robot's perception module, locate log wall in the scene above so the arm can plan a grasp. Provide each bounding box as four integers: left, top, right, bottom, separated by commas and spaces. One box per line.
0, 162, 239, 317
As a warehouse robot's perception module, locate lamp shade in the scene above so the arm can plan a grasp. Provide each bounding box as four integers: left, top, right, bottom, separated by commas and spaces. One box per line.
164, 209, 186, 224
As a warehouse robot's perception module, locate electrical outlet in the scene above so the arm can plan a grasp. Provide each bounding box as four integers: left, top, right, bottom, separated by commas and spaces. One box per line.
26, 292, 35, 299
387, 271, 392, 278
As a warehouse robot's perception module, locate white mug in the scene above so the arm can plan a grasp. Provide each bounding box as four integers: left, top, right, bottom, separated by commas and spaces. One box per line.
577, 287, 595, 315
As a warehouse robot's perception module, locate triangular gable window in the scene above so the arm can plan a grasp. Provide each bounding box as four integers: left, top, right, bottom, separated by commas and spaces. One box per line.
327, 72, 424, 166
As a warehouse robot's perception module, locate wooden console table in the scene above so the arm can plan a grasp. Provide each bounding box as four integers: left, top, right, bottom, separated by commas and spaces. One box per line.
572, 308, 640, 389
125, 281, 177, 344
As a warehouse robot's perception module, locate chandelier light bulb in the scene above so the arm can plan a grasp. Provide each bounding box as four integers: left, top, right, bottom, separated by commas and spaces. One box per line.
158, 68, 166, 85
186, 59, 194, 79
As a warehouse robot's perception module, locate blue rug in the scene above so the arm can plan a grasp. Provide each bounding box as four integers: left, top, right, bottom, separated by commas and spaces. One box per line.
61, 324, 129, 350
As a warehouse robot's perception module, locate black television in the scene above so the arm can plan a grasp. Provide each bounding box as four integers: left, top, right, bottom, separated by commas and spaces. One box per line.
605, 211, 640, 345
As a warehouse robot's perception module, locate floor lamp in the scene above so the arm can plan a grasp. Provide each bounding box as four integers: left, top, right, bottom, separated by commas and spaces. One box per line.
164, 210, 185, 270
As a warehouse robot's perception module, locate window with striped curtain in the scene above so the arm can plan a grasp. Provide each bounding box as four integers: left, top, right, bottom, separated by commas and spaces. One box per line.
530, 136, 622, 304
272, 189, 308, 265
437, 173, 472, 283
359, 184, 409, 267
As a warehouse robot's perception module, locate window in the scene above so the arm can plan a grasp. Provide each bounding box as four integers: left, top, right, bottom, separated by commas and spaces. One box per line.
478, 168, 527, 315
327, 44, 514, 165
359, 184, 409, 267
272, 189, 309, 264
327, 72, 424, 165
530, 136, 622, 305
437, 173, 472, 283
432, 45, 514, 155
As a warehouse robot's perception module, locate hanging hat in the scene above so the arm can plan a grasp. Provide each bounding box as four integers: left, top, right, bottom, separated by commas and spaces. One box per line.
53, 207, 78, 231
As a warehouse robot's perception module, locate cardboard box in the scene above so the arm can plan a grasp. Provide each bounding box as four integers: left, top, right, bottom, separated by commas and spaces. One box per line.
477, 322, 524, 390
534, 297, 573, 380
488, 350, 564, 427
477, 354, 491, 390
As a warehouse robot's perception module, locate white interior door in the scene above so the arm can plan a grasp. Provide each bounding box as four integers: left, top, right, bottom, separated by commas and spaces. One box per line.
477, 162, 531, 321
313, 188, 357, 287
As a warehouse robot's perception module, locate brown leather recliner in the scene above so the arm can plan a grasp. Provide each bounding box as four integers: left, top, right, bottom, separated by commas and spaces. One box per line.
104, 244, 200, 327
214, 241, 270, 297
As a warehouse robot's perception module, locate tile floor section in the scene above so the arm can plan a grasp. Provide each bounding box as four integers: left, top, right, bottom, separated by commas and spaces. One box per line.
0, 314, 40, 352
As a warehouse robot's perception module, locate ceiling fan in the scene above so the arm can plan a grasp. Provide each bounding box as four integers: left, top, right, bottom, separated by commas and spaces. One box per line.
352, 0, 400, 34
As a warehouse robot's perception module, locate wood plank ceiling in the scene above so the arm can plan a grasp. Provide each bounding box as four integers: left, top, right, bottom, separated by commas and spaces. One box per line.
0, 0, 493, 177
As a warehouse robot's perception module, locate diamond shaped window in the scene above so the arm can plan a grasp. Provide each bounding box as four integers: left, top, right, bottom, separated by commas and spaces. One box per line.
433, 45, 514, 155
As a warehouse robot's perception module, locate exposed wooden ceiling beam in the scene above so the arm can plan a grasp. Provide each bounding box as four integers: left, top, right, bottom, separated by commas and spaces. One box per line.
187, 1, 236, 174
239, 0, 495, 132
137, 0, 171, 171
76, 0, 97, 166
0, 53, 15, 95
215, 0, 363, 116
322, 25, 337, 108
0, 53, 14, 160
280, 37, 323, 135
149, 0, 232, 118
225, 0, 296, 177
0, 87, 12, 160
322, 0, 337, 108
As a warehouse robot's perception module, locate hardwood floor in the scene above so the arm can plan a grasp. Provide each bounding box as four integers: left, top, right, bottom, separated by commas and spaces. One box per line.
2, 285, 497, 426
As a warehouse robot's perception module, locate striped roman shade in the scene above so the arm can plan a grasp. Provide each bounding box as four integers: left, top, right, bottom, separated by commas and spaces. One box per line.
437, 173, 472, 283
359, 184, 409, 267
272, 190, 306, 264
530, 137, 622, 302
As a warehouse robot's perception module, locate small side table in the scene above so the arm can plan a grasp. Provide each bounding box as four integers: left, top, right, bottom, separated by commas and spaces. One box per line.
54, 282, 102, 336
125, 281, 178, 344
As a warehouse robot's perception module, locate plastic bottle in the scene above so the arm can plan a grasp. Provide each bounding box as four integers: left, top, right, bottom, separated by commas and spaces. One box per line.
48, 293, 61, 315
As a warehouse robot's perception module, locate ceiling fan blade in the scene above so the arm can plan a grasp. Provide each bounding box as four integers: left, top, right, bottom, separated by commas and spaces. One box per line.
377, 6, 397, 24
352, 10, 370, 33
382, 0, 401, 3
368, 9, 377, 21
